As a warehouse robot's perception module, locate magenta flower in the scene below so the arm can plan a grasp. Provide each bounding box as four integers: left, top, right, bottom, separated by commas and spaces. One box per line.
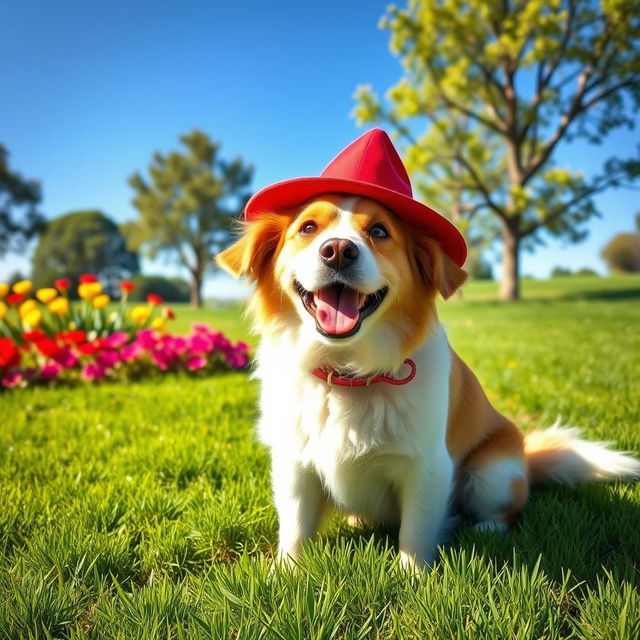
82, 363, 107, 380
40, 362, 63, 381
54, 347, 78, 368
189, 333, 212, 354
97, 349, 119, 369
104, 332, 128, 349
2, 371, 23, 388
120, 343, 143, 362
186, 355, 207, 370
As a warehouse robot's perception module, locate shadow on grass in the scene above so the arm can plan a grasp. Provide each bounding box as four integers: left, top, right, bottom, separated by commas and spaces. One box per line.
322, 482, 640, 590
560, 287, 640, 302
453, 283, 640, 306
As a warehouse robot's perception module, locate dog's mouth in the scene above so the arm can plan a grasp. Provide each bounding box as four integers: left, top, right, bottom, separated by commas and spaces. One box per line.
294, 281, 388, 339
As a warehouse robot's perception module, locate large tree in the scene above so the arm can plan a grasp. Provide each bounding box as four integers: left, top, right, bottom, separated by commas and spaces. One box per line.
124, 130, 253, 307
32, 210, 139, 295
354, 0, 640, 299
0, 144, 45, 257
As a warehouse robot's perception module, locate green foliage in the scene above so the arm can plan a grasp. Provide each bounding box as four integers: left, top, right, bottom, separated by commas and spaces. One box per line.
128, 274, 190, 303
124, 130, 253, 307
1, 278, 640, 637
465, 248, 493, 280
602, 232, 640, 272
0, 144, 45, 257
551, 266, 573, 277
31, 210, 140, 296
575, 267, 599, 277
354, 0, 640, 298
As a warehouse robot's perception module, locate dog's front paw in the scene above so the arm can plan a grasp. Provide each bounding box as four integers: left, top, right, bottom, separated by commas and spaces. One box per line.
399, 548, 435, 576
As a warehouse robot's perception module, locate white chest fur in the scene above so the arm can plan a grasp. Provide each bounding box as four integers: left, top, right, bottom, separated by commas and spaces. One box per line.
255, 324, 453, 524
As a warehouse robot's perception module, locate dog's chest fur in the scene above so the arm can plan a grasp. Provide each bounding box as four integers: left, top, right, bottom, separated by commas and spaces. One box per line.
256, 324, 453, 522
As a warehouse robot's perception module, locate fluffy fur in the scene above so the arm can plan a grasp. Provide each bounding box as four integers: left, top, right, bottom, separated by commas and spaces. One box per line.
217, 195, 640, 571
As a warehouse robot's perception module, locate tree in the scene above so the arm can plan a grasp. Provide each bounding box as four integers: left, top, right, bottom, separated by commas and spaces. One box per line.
353, 0, 640, 300
0, 144, 45, 257
32, 210, 140, 295
601, 232, 640, 272
465, 248, 494, 280
128, 275, 190, 303
551, 266, 573, 277
124, 131, 253, 307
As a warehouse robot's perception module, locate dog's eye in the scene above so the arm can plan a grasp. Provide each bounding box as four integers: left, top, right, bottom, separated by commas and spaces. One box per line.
369, 223, 389, 239
299, 221, 318, 236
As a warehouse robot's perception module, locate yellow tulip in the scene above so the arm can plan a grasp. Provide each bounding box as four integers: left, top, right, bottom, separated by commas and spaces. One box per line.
0, 283, 8, 299
130, 305, 151, 325
12, 280, 33, 295
0, 301, 7, 319
36, 287, 58, 304
48, 297, 70, 315
151, 317, 166, 332
22, 308, 42, 328
92, 294, 111, 309
18, 299, 38, 318
78, 282, 103, 300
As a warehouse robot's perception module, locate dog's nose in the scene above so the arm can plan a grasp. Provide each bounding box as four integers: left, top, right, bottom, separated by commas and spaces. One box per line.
319, 238, 359, 271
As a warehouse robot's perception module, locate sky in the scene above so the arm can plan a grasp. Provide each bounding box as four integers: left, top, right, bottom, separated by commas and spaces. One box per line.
2, 0, 638, 299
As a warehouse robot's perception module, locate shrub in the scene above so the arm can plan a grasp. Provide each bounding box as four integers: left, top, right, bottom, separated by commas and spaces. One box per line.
601, 233, 640, 273
551, 266, 573, 278
128, 275, 190, 303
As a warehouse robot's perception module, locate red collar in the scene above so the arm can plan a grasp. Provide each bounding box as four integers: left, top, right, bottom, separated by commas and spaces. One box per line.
310, 358, 416, 388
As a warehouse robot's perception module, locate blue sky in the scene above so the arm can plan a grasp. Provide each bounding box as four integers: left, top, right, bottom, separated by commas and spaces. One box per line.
2, 0, 638, 298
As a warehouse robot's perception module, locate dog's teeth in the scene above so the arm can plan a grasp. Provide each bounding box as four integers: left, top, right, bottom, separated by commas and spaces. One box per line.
358, 293, 367, 309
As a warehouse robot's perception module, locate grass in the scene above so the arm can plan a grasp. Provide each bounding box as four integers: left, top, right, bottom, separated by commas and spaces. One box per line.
1, 275, 639, 638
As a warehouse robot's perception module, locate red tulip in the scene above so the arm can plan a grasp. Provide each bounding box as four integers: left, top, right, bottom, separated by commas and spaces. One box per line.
119, 280, 136, 293
22, 330, 46, 342
79, 274, 98, 284
6, 293, 25, 305
0, 338, 20, 369
78, 338, 104, 355
54, 278, 72, 291
56, 330, 87, 344
34, 337, 63, 359
161, 306, 175, 320
146, 294, 164, 306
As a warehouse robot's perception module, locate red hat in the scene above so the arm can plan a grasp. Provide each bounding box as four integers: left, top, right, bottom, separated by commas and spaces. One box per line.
244, 128, 467, 266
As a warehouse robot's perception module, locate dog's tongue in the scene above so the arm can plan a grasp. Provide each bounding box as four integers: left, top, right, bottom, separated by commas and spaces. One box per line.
314, 286, 360, 335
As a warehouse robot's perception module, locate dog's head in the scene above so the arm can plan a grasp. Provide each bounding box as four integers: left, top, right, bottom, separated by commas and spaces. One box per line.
217, 195, 466, 370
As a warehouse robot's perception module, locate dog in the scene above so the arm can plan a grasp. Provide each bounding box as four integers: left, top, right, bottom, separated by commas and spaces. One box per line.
216, 130, 640, 572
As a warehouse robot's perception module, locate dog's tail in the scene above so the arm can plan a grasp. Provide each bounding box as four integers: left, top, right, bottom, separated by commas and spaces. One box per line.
524, 418, 640, 486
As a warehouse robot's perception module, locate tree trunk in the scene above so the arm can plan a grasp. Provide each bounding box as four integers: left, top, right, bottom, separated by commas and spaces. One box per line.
190, 273, 203, 307
499, 220, 520, 301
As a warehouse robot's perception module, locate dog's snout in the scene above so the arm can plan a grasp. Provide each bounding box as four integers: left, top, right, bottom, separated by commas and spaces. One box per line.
319, 238, 359, 271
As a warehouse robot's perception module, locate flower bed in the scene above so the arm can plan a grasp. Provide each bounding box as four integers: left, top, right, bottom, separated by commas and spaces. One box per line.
0, 277, 249, 389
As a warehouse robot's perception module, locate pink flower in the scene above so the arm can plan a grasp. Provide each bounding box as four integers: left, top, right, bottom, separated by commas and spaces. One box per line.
40, 362, 63, 381
136, 329, 157, 350
189, 333, 212, 354
186, 355, 207, 370
55, 347, 78, 368
120, 343, 143, 362
151, 351, 170, 370
103, 332, 128, 349
82, 363, 107, 380
97, 349, 119, 369
2, 371, 23, 387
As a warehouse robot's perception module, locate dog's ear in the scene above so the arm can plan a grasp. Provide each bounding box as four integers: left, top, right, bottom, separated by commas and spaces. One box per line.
413, 235, 468, 299
216, 214, 288, 281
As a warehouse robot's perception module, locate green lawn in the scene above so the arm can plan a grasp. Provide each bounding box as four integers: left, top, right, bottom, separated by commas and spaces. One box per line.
1, 276, 639, 638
